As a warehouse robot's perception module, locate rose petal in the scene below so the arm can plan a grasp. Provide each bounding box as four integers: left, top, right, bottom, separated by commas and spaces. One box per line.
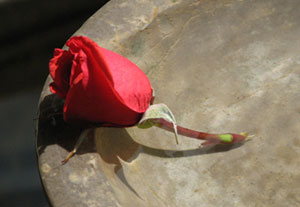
100, 46, 152, 113
49, 48, 73, 98
61, 36, 152, 126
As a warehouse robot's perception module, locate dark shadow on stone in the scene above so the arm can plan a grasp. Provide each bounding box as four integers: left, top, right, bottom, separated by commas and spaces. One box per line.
96, 127, 142, 199
96, 127, 247, 197
140, 140, 246, 158
116, 166, 145, 201
36, 94, 94, 157
207, 141, 248, 153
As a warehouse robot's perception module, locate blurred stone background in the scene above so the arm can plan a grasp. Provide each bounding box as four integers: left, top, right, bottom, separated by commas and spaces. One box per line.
0, 0, 109, 206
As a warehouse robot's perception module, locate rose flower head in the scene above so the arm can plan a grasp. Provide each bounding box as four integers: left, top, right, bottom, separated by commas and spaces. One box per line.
49, 36, 153, 127
49, 36, 249, 164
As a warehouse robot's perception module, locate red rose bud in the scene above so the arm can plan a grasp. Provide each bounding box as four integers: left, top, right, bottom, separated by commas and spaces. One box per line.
49, 36, 153, 127
49, 36, 248, 164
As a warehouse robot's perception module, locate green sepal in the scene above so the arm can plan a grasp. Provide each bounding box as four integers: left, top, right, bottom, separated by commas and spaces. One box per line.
138, 104, 179, 144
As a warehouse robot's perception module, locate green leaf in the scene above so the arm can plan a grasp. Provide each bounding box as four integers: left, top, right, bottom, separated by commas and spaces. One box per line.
138, 104, 179, 144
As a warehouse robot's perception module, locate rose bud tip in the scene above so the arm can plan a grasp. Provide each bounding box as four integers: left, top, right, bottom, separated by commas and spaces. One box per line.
230, 132, 249, 144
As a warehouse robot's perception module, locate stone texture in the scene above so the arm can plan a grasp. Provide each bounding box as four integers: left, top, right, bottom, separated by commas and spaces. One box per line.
37, 0, 300, 206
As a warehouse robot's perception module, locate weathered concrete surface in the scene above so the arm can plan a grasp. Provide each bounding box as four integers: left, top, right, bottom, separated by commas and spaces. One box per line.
37, 0, 300, 206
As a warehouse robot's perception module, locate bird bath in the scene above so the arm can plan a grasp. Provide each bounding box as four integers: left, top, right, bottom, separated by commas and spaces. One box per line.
37, 0, 300, 206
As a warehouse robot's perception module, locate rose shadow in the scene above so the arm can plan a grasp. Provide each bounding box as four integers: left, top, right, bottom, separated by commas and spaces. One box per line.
37, 94, 246, 197
95, 127, 246, 199
95, 128, 246, 165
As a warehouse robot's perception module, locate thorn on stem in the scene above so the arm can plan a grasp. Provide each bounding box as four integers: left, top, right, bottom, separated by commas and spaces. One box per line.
60, 129, 91, 164
61, 149, 76, 165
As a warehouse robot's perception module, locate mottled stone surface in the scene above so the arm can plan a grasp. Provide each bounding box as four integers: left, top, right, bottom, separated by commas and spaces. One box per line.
37, 0, 300, 206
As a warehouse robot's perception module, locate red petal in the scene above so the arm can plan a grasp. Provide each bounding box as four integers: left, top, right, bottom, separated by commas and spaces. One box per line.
100, 47, 152, 113
49, 49, 73, 98
62, 36, 152, 126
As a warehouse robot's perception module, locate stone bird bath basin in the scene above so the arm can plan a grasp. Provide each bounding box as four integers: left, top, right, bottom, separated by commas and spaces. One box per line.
37, 0, 300, 206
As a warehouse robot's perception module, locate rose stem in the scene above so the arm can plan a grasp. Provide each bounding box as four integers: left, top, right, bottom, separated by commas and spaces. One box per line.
61, 129, 90, 164
156, 119, 248, 144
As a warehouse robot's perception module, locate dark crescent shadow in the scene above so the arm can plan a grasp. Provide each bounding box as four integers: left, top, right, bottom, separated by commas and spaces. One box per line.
36, 94, 93, 157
